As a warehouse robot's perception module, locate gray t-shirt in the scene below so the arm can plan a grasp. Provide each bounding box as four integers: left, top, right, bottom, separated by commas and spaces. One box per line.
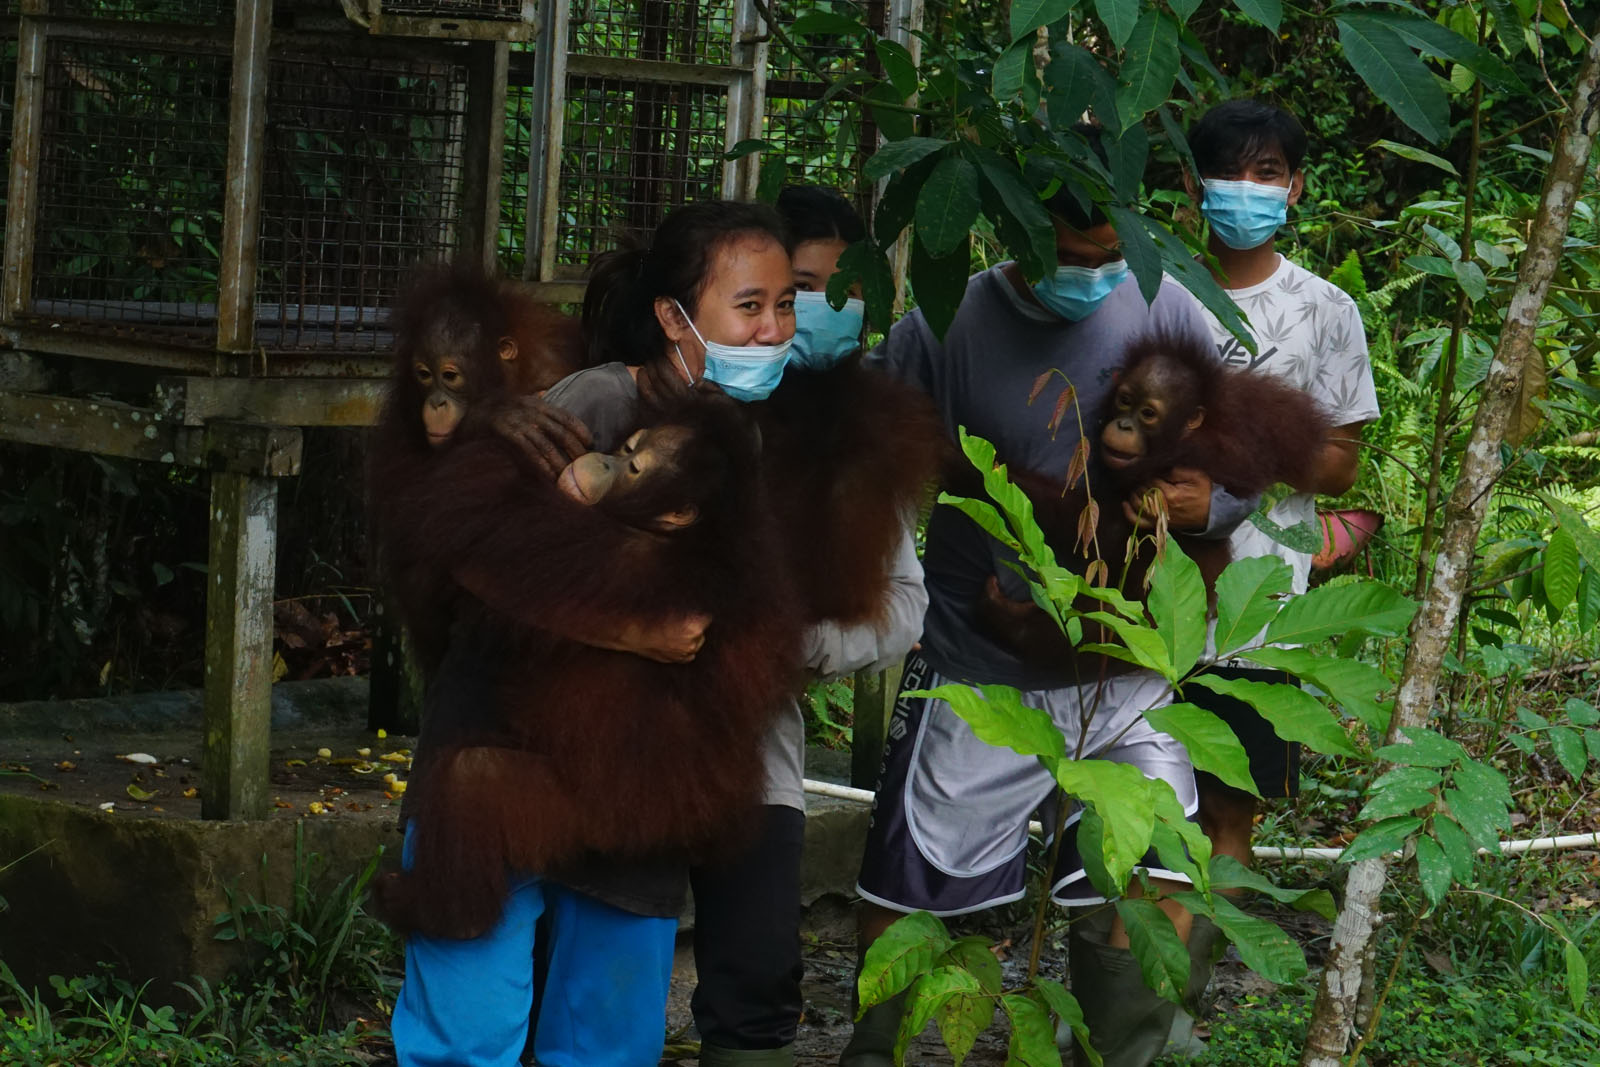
868, 265, 1211, 690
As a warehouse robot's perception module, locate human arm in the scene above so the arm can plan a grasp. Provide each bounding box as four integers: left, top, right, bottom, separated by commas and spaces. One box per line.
802, 520, 927, 681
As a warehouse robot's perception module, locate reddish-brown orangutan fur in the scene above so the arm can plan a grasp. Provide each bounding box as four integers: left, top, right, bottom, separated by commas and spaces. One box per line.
372, 400, 803, 939
367, 265, 585, 667
979, 331, 1333, 665
758, 359, 946, 626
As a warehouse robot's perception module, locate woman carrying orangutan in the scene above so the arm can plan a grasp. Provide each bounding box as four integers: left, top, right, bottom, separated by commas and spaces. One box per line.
554, 190, 939, 1067
382, 203, 810, 1067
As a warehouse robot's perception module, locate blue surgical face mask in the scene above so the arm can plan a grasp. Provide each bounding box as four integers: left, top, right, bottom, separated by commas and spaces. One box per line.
671, 299, 792, 403
1032, 260, 1129, 322
789, 290, 865, 371
1201, 178, 1291, 250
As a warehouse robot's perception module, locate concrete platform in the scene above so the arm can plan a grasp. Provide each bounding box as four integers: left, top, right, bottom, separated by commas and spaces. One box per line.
0, 679, 871, 1000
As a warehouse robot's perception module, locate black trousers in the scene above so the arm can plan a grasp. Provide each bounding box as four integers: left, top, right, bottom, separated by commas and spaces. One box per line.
690, 804, 806, 1050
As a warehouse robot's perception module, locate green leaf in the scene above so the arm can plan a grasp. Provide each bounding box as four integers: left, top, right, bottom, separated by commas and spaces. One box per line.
912, 683, 1068, 763
1143, 703, 1256, 796
1541, 494, 1600, 571
1371, 138, 1459, 175
1358, 781, 1437, 822
941, 936, 1004, 994
1052, 758, 1158, 886
1115, 11, 1180, 130
1035, 979, 1098, 1065
1370, 765, 1443, 794
1373, 726, 1466, 768
1340, 815, 1424, 864
1451, 260, 1488, 302
1108, 205, 1163, 305
1262, 580, 1416, 646
1441, 786, 1509, 850
1151, 779, 1213, 890
1578, 567, 1600, 630
1011, 0, 1073, 40
1353, 8, 1524, 91
909, 232, 973, 339
1137, 216, 1253, 349
1207, 854, 1335, 918
1081, 611, 1175, 679
1197, 892, 1308, 984
976, 152, 1057, 280
864, 137, 951, 182
1116, 897, 1190, 1003
1167, 0, 1200, 22
1548, 726, 1588, 780
874, 40, 919, 99
790, 10, 866, 36
1432, 815, 1477, 882
1413, 834, 1453, 907
858, 911, 952, 1010
831, 240, 896, 333
1102, 123, 1148, 202
1045, 43, 1116, 132
1146, 541, 1206, 678
1189, 675, 1358, 757
1094, 0, 1139, 49
1542, 527, 1581, 615
1454, 756, 1513, 809
1240, 647, 1394, 734
1563, 939, 1590, 1015
1335, 14, 1449, 144
916, 156, 982, 260
1231, 0, 1281, 33
1212, 556, 1293, 656
994, 37, 1031, 103
895, 966, 986, 1063
1565, 698, 1600, 727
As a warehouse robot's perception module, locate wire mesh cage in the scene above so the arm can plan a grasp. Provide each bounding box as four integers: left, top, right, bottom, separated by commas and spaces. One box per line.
500, 44, 536, 276
28, 39, 233, 342
255, 51, 469, 351
569, 0, 739, 67
50, 0, 233, 25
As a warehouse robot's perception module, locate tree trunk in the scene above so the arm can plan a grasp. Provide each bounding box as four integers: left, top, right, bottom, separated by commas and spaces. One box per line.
1299, 25, 1600, 1067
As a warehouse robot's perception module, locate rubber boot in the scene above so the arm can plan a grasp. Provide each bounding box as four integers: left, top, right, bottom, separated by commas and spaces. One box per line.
697, 1043, 796, 1067
1067, 912, 1180, 1067
837, 990, 908, 1067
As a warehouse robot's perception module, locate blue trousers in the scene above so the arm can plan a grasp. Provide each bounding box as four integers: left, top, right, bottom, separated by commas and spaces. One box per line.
391, 824, 677, 1067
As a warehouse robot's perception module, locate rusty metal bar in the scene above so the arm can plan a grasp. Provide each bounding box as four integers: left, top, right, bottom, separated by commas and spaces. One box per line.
725, 0, 769, 198
524, 0, 569, 282
216, 0, 273, 354
2, 0, 47, 322
458, 40, 508, 273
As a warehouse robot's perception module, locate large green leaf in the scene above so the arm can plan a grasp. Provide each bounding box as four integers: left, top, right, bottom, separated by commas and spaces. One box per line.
1143, 702, 1256, 796
1052, 758, 1158, 885
1548, 726, 1588, 780
1035, 979, 1098, 1066
1374, 725, 1466, 768
941, 936, 1003, 993
1430, 815, 1477, 881
1262, 580, 1416, 645
895, 967, 986, 1064
1102, 123, 1148, 202
1045, 43, 1118, 132
1138, 217, 1253, 349
1151, 780, 1212, 890
1544, 527, 1581, 616
1240, 647, 1394, 734
994, 37, 1031, 104
864, 137, 951, 181
1339, 815, 1423, 863
1441, 786, 1509, 849
1145, 540, 1206, 678
1094, 0, 1139, 49
1115, 10, 1180, 130
1541, 493, 1600, 571
975, 151, 1057, 281
829, 240, 896, 333
1108, 205, 1163, 304
1002, 992, 1064, 1067
1011, 0, 1074, 40
1212, 555, 1293, 655
858, 910, 952, 1010
916, 156, 982, 260
1081, 610, 1175, 679
1335, 14, 1449, 144
1207, 855, 1335, 918
1189, 675, 1358, 757
957, 429, 1056, 567
873, 39, 918, 99
1117, 898, 1190, 1003
912, 683, 1068, 763
1563, 939, 1590, 1015
1413, 834, 1452, 908
1183, 892, 1308, 984
1354, 8, 1524, 91
909, 232, 973, 339
1231, 0, 1281, 32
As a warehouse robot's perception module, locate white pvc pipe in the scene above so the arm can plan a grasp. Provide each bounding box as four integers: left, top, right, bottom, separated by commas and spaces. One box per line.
801, 779, 1600, 861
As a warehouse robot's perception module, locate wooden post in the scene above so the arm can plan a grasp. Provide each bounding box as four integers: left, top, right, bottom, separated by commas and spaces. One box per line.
458, 40, 509, 272
2, 0, 48, 321
851, 663, 902, 790
523, 0, 569, 282
201, 470, 278, 820
216, 0, 273, 354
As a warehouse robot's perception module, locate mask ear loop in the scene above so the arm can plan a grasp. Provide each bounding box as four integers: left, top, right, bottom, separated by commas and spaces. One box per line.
670, 298, 705, 386
672, 342, 695, 386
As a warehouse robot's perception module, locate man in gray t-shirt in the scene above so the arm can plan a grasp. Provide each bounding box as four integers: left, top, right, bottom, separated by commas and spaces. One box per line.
845, 193, 1252, 1066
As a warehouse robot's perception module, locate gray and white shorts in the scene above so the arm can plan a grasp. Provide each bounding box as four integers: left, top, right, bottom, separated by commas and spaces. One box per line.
855, 652, 1198, 916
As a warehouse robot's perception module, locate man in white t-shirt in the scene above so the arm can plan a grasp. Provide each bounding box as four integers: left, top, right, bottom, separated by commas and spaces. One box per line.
1178, 98, 1381, 1023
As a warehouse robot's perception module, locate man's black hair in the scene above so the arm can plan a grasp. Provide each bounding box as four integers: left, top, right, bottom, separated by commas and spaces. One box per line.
1044, 123, 1111, 230
775, 185, 866, 249
1188, 99, 1308, 177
